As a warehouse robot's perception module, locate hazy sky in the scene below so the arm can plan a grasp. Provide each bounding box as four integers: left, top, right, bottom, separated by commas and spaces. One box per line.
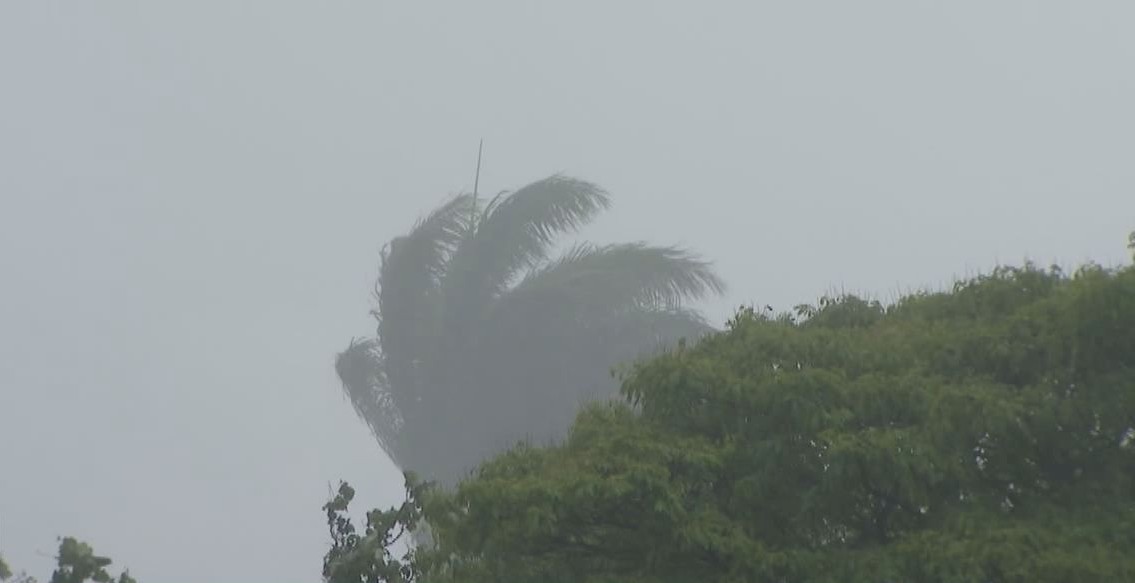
1, 2, 1132, 581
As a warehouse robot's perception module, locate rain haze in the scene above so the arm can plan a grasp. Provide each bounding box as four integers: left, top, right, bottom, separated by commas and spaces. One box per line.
1, 2, 1132, 582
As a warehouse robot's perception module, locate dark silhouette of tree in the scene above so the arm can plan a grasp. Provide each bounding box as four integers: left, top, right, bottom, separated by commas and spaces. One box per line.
335, 175, 724, 486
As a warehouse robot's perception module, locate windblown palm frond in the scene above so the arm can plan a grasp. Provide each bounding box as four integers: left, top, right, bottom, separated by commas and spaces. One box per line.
375, 194, 474, 407
378, 194, 473, 292
443, 176, 610, 305
503, 242, 725, 317
336, 173, 726, 488
334, 338, 403, 459
376, 194, 473, 334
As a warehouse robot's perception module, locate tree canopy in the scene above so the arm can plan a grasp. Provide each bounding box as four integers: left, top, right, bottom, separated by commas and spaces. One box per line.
328, 260, 1135, 583
335, 175, 724, 486
0, 539, 135, 583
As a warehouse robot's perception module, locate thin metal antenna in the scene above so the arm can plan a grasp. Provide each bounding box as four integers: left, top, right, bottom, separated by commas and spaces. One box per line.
471, 139, 483, 226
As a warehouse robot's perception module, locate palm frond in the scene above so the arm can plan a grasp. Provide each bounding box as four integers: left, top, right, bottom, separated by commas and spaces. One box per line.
338, 173, 728, 487
444, 175, 611, 302
378, 193, 474, 299
504, 242, 726, 315
334, 337, 403, 462
376, 194, 473, 390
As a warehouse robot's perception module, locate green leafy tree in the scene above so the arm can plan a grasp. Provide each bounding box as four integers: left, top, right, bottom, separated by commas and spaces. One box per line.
333, 260, 1135, 583
1, 538, 134, 583
49, 538, 134, 583
336, 175, 724, 487
322, 474, 434, 583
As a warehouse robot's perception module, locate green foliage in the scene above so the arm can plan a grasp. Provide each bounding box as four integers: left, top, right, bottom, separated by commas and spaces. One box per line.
336, 175, 724, 486
335, 261, 1135, 582
49, 538, 134, 583
322, 474, 435, 583
0, 538, 134, 583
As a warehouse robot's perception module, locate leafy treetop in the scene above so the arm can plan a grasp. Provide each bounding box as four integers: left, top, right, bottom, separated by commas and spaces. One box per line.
329, 260, 1135, 583
0, 538, 135, 583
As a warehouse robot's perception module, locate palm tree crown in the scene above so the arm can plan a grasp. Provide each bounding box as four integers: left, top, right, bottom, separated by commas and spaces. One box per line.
336, 175, 725, 486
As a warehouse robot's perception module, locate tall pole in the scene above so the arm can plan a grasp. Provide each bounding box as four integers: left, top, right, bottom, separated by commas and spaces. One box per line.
471, 139, 483, 226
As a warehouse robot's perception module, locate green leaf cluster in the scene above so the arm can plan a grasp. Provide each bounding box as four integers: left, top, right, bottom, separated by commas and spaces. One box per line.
323, 473, 439, 583
49, 538, 135, 583
1, 538, 135, 583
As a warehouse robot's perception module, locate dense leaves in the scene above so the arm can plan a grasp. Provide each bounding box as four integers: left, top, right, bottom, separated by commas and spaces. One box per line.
334, 260, 1135, 582
335, 175, 723, 486
0, 539, 135, 583
49, 538, 135, 583
322, 475, 435, 583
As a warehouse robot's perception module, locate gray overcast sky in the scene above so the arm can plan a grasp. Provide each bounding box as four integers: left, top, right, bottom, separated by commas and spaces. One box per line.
1, 2, 1132, 581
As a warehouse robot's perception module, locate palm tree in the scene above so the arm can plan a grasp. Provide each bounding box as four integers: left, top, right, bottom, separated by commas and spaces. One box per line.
336, 175, 724, 487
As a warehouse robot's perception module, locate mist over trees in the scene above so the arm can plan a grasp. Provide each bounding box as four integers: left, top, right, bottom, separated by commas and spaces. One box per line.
325, 259, 1135, 583
6, 218, 1129, 582
335, 175, 724, 486
6, 226, 1131, 583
